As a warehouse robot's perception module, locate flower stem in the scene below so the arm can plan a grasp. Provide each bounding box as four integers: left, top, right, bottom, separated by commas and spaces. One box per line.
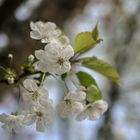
0, 65, 7, 72
40, 72, 47, 86
53, 75, 68, 95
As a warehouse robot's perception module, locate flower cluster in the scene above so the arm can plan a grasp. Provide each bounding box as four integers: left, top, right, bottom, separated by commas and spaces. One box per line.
31, 21, 74, 75
57, 86, 108, 120
0, 21, 109, 133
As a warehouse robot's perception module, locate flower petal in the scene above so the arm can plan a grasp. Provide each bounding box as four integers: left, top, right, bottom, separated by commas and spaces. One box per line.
63, 45, 74, 59
23, 79, 38, 92
76, 111, 87, 121
30, 31, 42, 40
37, 62, 48, 72
23, 114, 36, 125
35, 50, 45, 61
36, 118, 45, 132
0, 113, 8, 123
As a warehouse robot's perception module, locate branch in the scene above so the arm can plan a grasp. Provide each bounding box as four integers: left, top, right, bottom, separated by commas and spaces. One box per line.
0, 0, 26, 29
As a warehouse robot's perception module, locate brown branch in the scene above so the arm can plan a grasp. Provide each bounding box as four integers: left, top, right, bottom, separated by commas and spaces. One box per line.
0, 0, 26, 29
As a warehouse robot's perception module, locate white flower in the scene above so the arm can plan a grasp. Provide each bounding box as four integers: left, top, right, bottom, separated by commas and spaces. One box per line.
30, 21, 61, 43
57, 88, 86, 118
0, 113, 24, 133
23, 105, 52, 132
35, 41, 74, 75
23, 79, 52, 108
76, 100, 108, 121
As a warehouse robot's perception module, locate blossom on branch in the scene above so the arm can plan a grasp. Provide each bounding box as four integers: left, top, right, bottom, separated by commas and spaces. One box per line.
23, 104, 53, 132
23, 79, 52, 109
35, 41, 74, 75
57, 87, 86, 118
30, 21, 61, 43
0, 113, 24, 133
76, 100, 108, 121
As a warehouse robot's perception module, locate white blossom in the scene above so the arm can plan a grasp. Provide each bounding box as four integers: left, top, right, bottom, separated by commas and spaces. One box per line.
23, 79, 52, 108
57, 88, 86, 118
23, 105, 52, 132
0, 113, 24, 133
30, 21, 61, 43
35, 41, 74, 75
76, 100, 108, 121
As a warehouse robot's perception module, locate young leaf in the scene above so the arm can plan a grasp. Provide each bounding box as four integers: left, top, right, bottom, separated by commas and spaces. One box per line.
92, 24, 99, 41
81, 57, 120, 85
76, 71, 102, 103
86, 85, 102, 103
76, 71, 97, 88
73, 32, 96, 54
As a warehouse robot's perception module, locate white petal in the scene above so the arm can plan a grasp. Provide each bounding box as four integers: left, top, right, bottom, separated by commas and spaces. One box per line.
88, 109, 102, 120
2, 124, 12, 133
46, 63, 59, 74
63, 61, 71, 71
30, 21, 36, 30
23, 79, 38, 92
0, 113, 8, 123
63, 45, 74, 59
57, 102, 70, 118
76, 91, 86, 101
40, 99, 53, 111
36, 118, 45, 132
23, 114, 36, 125
93, 100, 108, 113
56, 61, 71, 75
44, 42, 61, 56
85, 100, 108, 120
30, 21, 43, 30
65, 91, 86, 101
30, 31, 42, 40
71, 102, 85, 114
38, 87, 48, 96
41, 38, 49, 43
76, 111, 87, 121
37, 62, 48, 72
45, 22, 56, 30
35, 50, 46, 61
58, 35, 70, 45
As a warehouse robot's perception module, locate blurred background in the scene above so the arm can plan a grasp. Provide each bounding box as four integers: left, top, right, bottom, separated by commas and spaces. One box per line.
0, 0, 140, 140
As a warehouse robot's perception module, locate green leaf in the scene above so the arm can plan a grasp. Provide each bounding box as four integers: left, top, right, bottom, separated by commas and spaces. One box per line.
81, 57, 120, 85
73, 32, 96, 54
76, 71, 97, 88
86, 85, 102, 103
92, 24, 99, 41
76, 71, 102, 103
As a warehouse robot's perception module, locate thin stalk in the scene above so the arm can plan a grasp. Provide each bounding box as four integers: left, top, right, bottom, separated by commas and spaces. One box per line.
40, 72, 47, 86
0, 65, 7, 72
53, 75, 69, 95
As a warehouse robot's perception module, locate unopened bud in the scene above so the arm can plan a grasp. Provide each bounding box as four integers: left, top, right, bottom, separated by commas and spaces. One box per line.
28, 54, 35, 62
8, 54, 13, 59
7, 77, 14, 84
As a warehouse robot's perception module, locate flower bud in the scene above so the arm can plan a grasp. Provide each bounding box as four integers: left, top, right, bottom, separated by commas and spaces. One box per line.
28, 54, 35, 63
7, 77, 14, 84
8, 54, 13, 59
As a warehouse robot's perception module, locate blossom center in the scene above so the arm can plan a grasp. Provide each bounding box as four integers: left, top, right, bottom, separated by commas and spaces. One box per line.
57, 57, 65, 65
36, 111, 43, 117
32, 91, 39, 101
65, 99, 71, 105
